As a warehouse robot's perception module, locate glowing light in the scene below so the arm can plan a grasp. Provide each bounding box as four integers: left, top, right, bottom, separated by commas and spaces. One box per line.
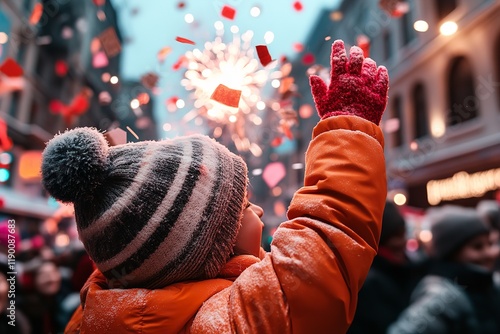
393, 193, 407, 206
230, 25, 239, 34
250, 6, 261, 17
110, 76, 119, 84
0, 152, 12, 165
55, 233, 70, 247
0, 32, 8, 44
440, 21, 458, 36
176, 99, 185, 109
252, 168, 263, 176
130, 99, 140, 109
184, 13, 194, 23
271, 186, 282, 196
101, 72, 111, 82
264, 31, 274, 44
413, 20, 429, 32
410, 141, 418, 151
0, 169, 10, 182
271, 79, 280, 88
214, 21, 224, 31
419, 230, 432, 243
162, 123, 172, 131
292, 163, 303, 170
330, 11, 343, 21
181, 29, 286, 153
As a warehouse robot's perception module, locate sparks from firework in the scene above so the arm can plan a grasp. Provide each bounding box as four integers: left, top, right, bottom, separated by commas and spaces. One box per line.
180, 22, 283, 154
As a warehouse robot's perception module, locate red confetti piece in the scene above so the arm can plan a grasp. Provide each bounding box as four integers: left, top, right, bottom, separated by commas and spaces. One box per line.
157, 46, 172, 63
256, 45, 273, 67
221, 5, 236, 20
0, 118, 13, 152
177, 2, 186, 9
141, 72, 159, 89
29, 3, 44, 25
293, 43, 304, 52
271, 136, 283, 147
92, 0, 106, 6
54, 60, 68, 77
293, 1, 303, 11
210, 84, 241, 108
302, 52, 315, 65
0, 58, 24, 78
175, 36, 195, 45
357, 34, 370, 58
172, 55, 187, 71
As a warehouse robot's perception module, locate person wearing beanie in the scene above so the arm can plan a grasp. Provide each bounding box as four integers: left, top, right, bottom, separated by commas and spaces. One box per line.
44, 40, 389, 334
388, 207, 500, 334
348, 201, 429, 334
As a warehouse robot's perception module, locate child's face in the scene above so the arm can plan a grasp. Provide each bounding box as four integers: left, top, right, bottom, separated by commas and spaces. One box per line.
233, 202, 265, 257
454, 233, 500, 271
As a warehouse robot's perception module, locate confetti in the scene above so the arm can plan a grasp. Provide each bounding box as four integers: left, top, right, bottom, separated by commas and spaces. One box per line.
92, 51, 109, 68
104, 128, 127, 146
210, 84, 241, 108
0, 58, 24, 77
256, 45, 273, 67
0, 118, 13, 151
175, 36, 195, 45
293, 43, 304, 52
279, 77, 294, 94
221, 5, 236, 20
141, 72, 159, 89
92, 0, 106, 6
157, 46, 172, 63
262, 162, 286, 188
90, 37, 101, 54
177, 2, 186, 9
293, 1, 303, 11
126, 126, 139, 140
29, 3, 44, 25
357, 34, 370, 58
302, 52, 315, 65
54, 60, 68, 76
172, 55, 187, 70
98, 27, 121, 57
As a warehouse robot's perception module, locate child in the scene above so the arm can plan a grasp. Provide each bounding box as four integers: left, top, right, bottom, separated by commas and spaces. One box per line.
41, 40, 389, 334
388, 206, 500, 334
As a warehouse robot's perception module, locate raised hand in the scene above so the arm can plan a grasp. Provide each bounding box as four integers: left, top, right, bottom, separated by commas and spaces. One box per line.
309, 40, 389, 125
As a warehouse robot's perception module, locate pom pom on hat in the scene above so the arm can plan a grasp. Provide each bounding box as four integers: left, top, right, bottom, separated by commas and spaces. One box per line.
42, 127, 109, 202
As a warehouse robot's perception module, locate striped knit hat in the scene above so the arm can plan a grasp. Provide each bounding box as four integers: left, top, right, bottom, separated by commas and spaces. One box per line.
41, 127, 248, 289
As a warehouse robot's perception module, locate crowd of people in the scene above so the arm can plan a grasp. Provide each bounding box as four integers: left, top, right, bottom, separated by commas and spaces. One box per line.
1, 39, 500, 333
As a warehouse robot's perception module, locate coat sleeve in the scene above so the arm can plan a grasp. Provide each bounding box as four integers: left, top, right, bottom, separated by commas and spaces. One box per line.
192, 116, 386, 334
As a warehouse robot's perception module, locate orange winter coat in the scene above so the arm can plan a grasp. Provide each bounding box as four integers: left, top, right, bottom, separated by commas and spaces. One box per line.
65, 116, 386, 334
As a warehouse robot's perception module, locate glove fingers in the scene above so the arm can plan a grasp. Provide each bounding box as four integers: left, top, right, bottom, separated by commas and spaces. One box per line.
329, 40, 347, 87
309, 75, 328, 114
347, 46, 364, 75
361, 58, 377, 85
375, 66, 389, 99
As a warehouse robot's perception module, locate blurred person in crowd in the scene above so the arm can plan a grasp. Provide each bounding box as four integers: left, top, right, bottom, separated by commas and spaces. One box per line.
388, 206, 500, 334
41, 40, 389, 333
21, 260, 78, 334
348, 200, 429, 334
1, 262, 31, 334
476, 199, 500, 271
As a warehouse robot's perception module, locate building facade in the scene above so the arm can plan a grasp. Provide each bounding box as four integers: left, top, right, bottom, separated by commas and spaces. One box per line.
292, 0, 500, 209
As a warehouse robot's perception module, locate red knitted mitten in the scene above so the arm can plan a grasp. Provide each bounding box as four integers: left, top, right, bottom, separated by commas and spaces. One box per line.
309, 40, 389, 125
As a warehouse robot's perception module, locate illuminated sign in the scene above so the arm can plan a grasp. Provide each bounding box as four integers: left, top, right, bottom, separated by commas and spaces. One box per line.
426, 168, 500, 205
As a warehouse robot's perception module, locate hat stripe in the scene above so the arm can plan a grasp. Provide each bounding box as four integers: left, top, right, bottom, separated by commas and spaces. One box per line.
75, 143, 149, 230
79, 143, 158, 234
101, 139, 205, 280
96, 139, 209, 272
126, 142, 229, 287
140, 147, 246, 287
84, 142, 188, 263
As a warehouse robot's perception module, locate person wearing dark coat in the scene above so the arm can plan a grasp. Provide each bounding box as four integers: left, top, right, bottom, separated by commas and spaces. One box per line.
388, 206, 500, 334
347, 200, 429, 334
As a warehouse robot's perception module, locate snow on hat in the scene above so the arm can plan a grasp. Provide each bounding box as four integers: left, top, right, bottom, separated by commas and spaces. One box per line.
429, 206, 489, 261
41, 127, 248, 289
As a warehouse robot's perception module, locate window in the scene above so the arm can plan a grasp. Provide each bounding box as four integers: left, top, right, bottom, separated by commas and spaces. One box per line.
401, 6, 416, 46
383, 30, 393, 61
447, 57, 479, 125
391, 95, 403, 147
412, 83, 429, 138
435, 0, 457, 21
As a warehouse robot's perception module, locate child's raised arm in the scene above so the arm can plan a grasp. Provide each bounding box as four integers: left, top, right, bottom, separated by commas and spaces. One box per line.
192, 40, 389, 334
